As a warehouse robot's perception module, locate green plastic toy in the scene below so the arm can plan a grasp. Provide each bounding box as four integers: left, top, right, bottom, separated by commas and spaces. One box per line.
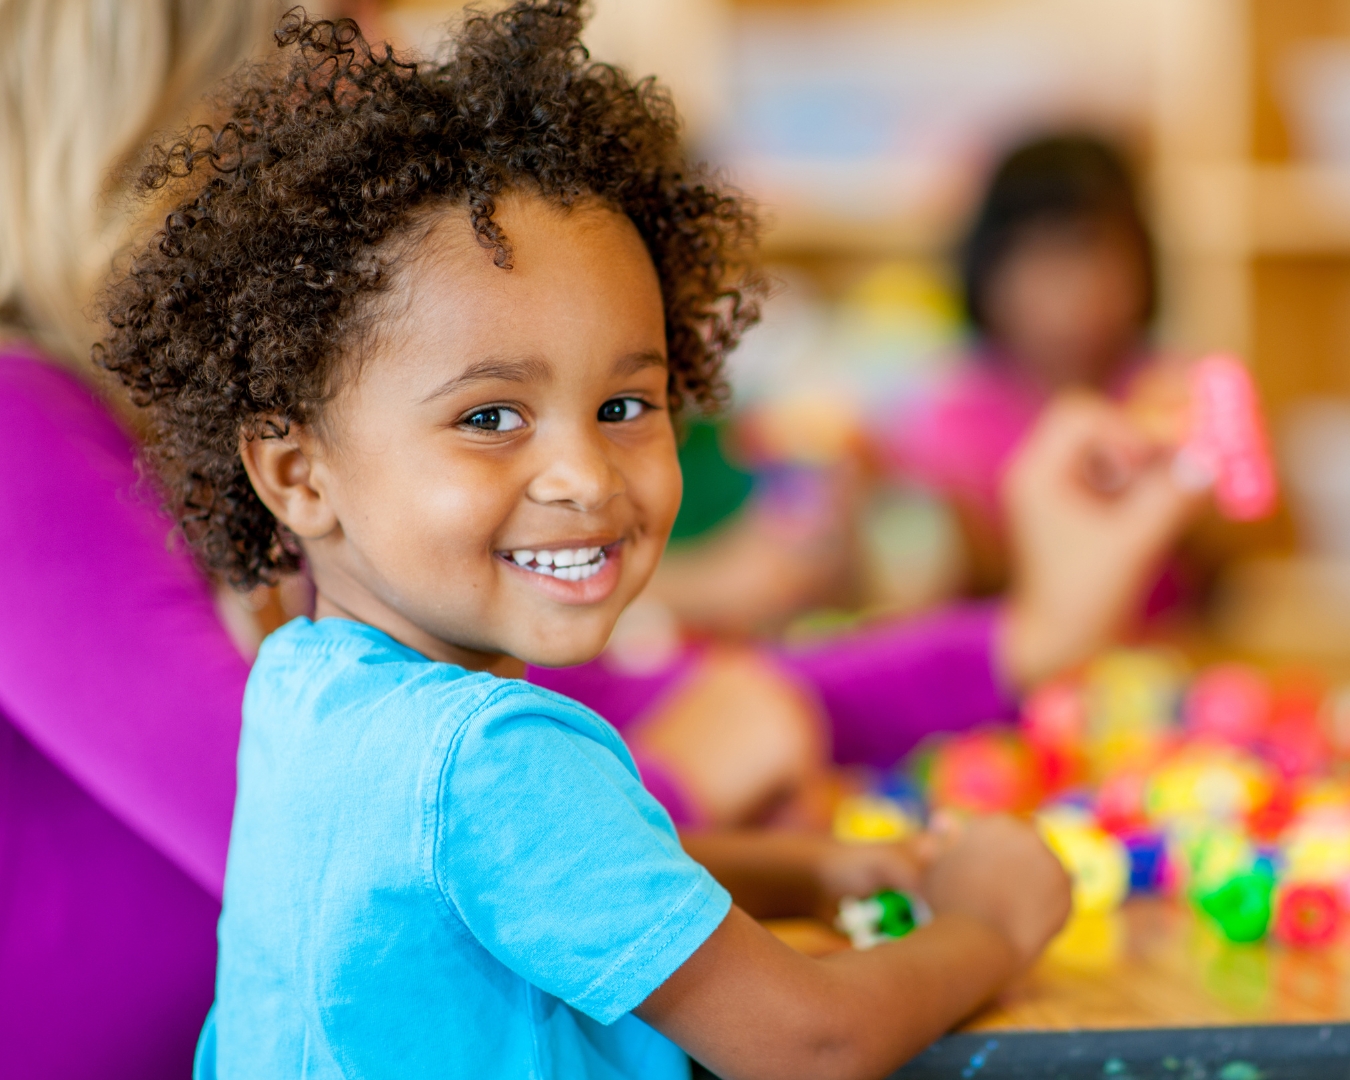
875, 890, 919, 938
836, 889, 930, 949
1196, 872, 1273, 943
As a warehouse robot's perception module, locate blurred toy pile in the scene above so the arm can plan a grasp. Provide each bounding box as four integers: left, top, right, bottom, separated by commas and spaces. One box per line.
834, 650, 1350, 950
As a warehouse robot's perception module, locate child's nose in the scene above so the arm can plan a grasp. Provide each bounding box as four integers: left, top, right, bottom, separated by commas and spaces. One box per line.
525, 426, 624, 513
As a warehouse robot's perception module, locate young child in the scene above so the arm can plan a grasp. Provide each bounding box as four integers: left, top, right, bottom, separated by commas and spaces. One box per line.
888, 134, 1161, 581
99, 5, 1070, 1077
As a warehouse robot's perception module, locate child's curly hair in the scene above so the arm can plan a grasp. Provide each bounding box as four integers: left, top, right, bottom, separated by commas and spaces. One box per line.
97, 0, 764, 589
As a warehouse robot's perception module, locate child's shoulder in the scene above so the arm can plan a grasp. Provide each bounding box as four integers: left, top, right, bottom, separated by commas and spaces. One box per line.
250, 616, 620, 748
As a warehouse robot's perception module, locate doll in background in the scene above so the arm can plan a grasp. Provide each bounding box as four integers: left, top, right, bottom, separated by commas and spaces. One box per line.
885, 133, 1163, 592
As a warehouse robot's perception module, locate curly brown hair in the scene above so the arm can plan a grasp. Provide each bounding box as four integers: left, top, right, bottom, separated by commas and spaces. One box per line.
97, 1, 764, 588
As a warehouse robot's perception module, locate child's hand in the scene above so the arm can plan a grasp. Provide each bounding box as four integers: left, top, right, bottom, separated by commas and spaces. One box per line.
921, 814, 1071, 968
999, 391, 1208, 690
643, 819, 1067, 1078
810, 834, 933, 921
679, 829, 932, 922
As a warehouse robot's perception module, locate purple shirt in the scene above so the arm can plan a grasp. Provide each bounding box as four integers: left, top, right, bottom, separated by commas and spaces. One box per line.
0, 350, 249, 1078
530, 604, 1015, 822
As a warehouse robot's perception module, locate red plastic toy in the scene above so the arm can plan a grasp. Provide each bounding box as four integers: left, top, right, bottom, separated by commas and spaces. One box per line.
1274, 883, 1342, 948
928, 731, 1041, 814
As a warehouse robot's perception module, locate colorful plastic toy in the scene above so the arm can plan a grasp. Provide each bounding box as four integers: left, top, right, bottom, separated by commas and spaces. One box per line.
1038, 809, 1130, 914
1121, 830, 1169, 893
1196, 871, 1273, 943
897, 649, 1350, 950
836, 890, 931, 950
1282, 818, 1350, 883
1145, 745, 1273, 827
926, 730, 1040, 814
1095, 769, 1150, 833
832, 794, 917, 844
1274, 883, 1342, 947
1186, 664, 1269, 746
1084, 650, 1184, 775
1183, 354, 1278, 522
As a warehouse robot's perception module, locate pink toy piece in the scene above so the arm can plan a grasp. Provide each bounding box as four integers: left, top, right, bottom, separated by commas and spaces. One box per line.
1096, 769, 1149, 833
1186, 664, 1270, 745
928, 731, 1041, 814
1021, 681, 1087, 749
1183, 355, 1277, 521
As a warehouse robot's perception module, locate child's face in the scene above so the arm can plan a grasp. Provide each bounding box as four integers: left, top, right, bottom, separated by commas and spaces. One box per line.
984, 219, 1148, 390
253, 195, 681, 671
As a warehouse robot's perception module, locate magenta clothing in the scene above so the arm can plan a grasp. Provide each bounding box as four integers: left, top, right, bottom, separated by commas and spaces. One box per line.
529, 604, 1015, 822
0, 350, 250, 1078
884, 359, 1046, 522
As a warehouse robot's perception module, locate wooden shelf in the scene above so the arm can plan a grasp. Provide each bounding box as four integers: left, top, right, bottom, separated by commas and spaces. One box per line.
756, 163, 1350, 261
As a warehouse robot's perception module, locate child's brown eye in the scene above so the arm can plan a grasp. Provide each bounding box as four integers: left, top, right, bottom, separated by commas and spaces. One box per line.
598, 398, 646, 423
464, 406, 525, 432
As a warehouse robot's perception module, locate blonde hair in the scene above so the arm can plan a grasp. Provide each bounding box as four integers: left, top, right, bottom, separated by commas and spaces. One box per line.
0, 0, 276, 366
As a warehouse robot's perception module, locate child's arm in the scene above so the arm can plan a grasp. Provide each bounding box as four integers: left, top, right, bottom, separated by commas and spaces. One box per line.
639, 817, 1069, 1080
679, 829, 929, 922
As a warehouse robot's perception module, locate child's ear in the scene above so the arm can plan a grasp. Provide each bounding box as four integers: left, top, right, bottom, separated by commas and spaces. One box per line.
239, 420, 338, 540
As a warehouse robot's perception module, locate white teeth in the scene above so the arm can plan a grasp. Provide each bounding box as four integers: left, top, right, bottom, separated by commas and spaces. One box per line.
503, 546, 608, 581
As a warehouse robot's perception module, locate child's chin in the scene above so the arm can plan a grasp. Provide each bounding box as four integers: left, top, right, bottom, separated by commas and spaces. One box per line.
521, 640, 609, 670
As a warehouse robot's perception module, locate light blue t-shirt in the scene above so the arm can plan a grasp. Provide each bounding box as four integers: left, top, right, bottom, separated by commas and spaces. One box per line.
198, 617, 730, 1079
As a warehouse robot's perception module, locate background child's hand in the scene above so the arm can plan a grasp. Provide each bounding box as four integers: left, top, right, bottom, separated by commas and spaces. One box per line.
921, 814, 1071, 968
999, 390, 1208, 690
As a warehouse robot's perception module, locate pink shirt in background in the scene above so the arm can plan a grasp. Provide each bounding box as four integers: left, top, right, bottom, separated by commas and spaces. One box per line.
883, 357, 1046, 523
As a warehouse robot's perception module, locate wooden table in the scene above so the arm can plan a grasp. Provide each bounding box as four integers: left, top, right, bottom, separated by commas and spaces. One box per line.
761, 899, 1350, 1078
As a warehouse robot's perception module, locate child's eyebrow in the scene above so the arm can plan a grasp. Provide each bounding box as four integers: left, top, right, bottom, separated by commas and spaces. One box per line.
613, 350, 667, 376
421, 357, 553, 403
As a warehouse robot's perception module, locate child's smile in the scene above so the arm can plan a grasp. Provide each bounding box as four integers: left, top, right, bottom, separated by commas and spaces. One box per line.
498, 540, 623, 597
240, 194, 682, 674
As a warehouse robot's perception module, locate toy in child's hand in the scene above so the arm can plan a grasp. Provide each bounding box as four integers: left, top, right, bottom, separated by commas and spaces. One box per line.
836, 889, 932, 950
1181, 354, 1277, 521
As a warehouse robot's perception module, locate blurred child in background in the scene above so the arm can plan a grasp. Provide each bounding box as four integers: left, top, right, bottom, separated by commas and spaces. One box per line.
533, 134, 1205, 831
886, 133, 1161, 588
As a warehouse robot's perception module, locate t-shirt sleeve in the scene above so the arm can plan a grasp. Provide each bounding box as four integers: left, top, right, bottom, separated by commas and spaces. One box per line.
432, 686, 731, 1025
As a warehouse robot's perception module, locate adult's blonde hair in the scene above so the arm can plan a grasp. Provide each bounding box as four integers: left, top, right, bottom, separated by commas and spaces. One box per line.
0, 0, 277, 366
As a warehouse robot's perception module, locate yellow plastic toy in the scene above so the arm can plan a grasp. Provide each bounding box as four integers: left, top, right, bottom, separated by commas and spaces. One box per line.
1283, 818, 1350, 884
1037, 808, 1130, 914
1084, 650, 1185, 776
832, 794, 918, 844
1145, 744, 1273, 827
